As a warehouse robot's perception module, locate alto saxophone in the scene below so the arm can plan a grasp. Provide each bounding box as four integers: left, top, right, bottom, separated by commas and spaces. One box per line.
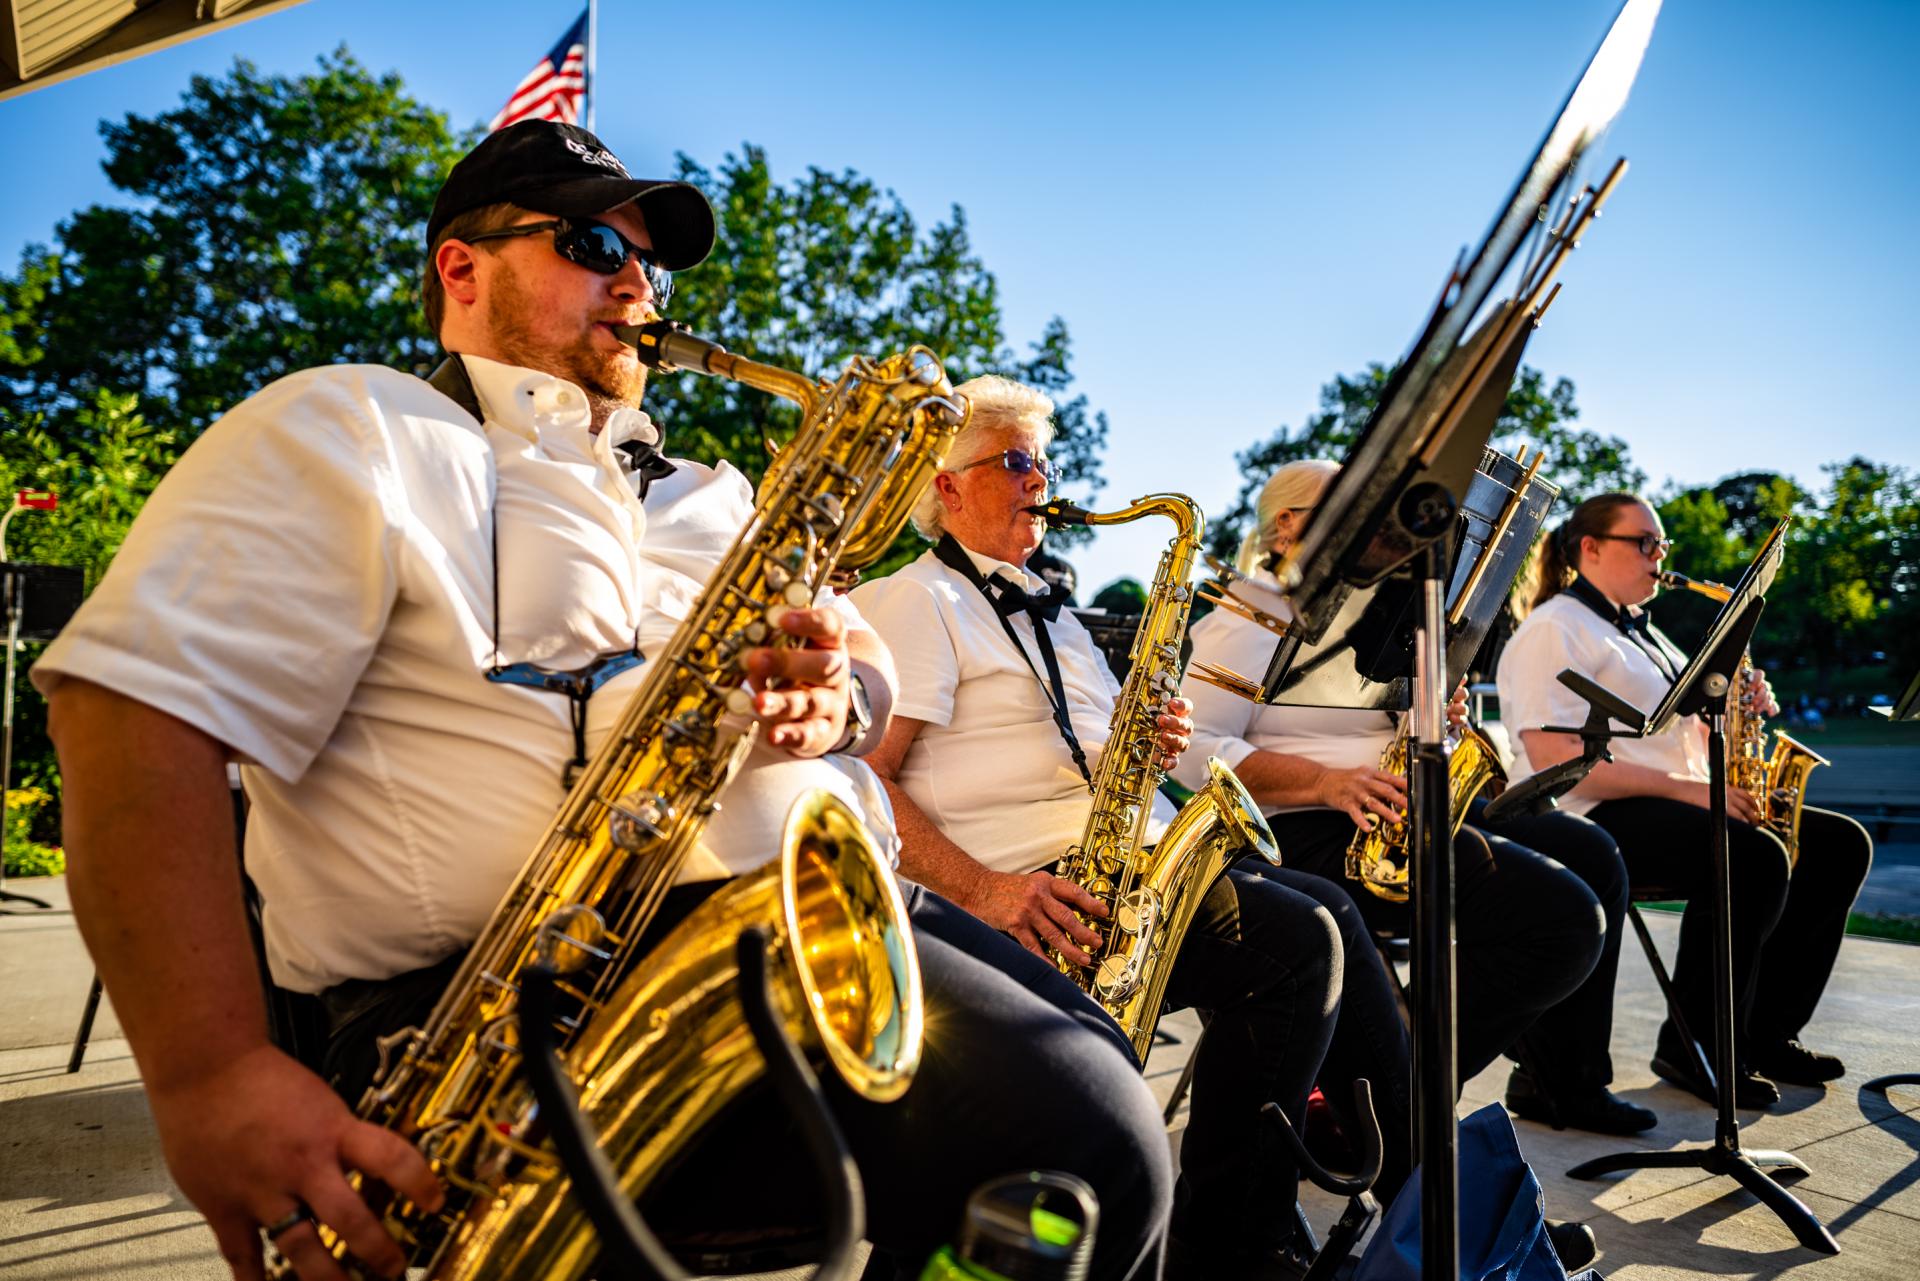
1344, 723, 1506, 903
1032, 494, 1281, 1063
1660, 569, 1829, 866
292, 326, 968, 1280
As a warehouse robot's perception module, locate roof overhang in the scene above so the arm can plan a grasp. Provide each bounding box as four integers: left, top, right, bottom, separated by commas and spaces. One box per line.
2, 0, 312, 103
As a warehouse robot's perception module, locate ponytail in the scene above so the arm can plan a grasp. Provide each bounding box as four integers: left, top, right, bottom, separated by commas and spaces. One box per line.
1527, 492, 1644, 613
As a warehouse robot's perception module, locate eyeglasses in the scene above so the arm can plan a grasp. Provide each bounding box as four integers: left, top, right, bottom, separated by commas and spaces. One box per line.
464, 217, 673, 305
952, 448, 1060, 485
1593, 532, 1672, 558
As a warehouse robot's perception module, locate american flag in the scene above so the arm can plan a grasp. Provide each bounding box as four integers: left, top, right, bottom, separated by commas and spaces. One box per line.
490, 10, 590, 132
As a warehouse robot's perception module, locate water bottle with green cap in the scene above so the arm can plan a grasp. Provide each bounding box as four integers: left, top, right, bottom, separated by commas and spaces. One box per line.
918, 1170, 1098, 1281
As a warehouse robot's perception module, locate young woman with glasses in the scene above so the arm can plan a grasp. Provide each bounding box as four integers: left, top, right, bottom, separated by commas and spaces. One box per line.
1496, 492, 1870, 1107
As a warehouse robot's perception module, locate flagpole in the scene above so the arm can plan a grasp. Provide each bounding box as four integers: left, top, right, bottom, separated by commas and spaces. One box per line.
586, 0, 597, 132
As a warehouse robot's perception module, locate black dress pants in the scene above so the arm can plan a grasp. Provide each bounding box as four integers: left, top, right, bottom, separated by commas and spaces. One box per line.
1254, 810, 1604, 1084
1470, 800, 1631, 1095
1584, 799, 1870, 1055
1158, 866, 1342, 1253
1259, 866, 1416, 1207
320, 881, 1174, 1281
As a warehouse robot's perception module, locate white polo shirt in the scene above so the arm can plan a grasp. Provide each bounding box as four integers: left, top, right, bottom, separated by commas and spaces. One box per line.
33, 356, 893, 992
850, 545, 1174, 876
1494, 590, 1709, 816
1175, 572, 1396, 814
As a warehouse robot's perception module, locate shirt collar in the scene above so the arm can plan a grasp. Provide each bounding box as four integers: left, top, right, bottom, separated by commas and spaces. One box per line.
456, 354, 662, 456
954, 542, 1050, 596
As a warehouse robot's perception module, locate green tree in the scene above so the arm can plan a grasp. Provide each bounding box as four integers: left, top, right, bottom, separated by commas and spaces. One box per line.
647, 145, 1106, 561
0, 50, 470, 439
1210, 362, 1643, 562
1, 390, 179, 827
1652, 461, 1919, 697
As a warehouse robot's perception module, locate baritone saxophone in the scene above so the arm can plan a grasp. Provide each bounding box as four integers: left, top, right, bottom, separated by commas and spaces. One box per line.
283, 323, 968, 1280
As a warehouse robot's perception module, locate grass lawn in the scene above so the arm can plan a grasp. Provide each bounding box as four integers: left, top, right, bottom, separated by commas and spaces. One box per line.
1641, 902, 1920, 945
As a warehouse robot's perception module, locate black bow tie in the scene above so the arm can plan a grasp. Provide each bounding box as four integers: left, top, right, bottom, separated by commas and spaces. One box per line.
615, 440, 678, 498
989, 576, 1065, 624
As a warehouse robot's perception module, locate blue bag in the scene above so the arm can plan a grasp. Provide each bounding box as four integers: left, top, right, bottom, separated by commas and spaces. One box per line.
1354, 1102, 1602, 1281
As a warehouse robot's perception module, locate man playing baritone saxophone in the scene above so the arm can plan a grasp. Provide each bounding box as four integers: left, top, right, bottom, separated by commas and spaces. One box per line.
851, 376, 1344, 1281
37, 122, 1174, 1281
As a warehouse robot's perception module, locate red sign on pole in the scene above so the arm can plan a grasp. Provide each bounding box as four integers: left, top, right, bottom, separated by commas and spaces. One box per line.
14, 490, 57, 510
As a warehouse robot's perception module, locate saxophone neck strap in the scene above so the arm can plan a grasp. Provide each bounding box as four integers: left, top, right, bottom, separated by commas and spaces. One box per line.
933, 535, 1092, 786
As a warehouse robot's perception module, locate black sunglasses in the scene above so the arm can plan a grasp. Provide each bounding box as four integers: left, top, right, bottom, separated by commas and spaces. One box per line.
465, 217, 673, 305
953, 447, 1061, 485
1592, 532, 1672, 558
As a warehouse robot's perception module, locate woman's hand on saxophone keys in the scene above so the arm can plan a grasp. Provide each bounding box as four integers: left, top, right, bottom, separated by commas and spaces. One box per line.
968, 870, 1110, 967
1675, 778, 1763, 826
1748, 666, 1781, 718
744, 607, 852, 758
1317, 766, 1409, 832
1154, 697, 1194, 771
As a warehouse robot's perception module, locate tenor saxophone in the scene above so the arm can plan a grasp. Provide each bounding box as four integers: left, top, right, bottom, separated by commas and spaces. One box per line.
1033, 494, 1281, 1064
1660, 569, 1829, 866
290, 326, 968, 1280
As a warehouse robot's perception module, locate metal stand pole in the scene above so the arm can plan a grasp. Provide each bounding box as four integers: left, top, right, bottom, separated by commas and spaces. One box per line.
1411, 542, 1458, 1281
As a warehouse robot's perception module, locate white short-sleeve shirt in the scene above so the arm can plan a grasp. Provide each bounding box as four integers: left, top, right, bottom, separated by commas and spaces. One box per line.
33, 356, 893, 992
850, 546, 1174, 876
1174, 573, 1396, 813
1494, 590, 1709, 816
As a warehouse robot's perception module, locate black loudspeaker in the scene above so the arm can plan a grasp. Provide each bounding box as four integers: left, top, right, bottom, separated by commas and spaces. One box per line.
2, 563, 85, 640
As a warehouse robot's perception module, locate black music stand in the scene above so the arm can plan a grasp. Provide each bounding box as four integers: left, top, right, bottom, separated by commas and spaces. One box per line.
2, 562, 84, 914
1861, 665, 1919, 1097
1566, 527, 1839, 1256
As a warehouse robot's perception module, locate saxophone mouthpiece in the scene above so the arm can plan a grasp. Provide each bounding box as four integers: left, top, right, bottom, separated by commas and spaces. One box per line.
610, 318, 731, 374
1657, 569, 1734, 602
1026, 499, 1092, 528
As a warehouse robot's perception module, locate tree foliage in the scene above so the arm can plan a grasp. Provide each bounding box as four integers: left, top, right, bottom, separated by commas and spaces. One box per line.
1, 50, 469, 440
649, 145, 1106, 557
1650, 460, 1920, 694
1209, 361, 1645, 562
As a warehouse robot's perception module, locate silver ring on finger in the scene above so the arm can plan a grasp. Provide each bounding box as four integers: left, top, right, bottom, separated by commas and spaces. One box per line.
261, 1204, 315, 1239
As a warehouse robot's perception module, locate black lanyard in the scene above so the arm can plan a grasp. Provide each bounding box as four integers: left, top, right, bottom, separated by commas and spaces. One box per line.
1566, 574, 1683, 682
427, 355, 650, 789
933, 535, 1093, 786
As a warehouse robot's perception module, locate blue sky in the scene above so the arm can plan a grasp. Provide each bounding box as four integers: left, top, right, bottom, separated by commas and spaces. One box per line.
3, 0, 1914, 594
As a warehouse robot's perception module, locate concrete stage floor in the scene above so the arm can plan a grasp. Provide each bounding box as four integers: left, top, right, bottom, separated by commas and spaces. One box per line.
4, 873, 1918, 1279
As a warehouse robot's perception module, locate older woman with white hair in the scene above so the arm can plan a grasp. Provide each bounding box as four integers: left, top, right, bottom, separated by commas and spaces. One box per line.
1178, 460, 1646, 1146
854, 377, 1348, 1280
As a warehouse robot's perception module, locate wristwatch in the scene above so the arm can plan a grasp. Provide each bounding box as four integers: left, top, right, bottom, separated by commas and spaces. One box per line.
832, 673, 875, 756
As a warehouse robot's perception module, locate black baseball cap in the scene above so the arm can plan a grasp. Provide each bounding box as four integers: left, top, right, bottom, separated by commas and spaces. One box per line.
427, 121, 716, 271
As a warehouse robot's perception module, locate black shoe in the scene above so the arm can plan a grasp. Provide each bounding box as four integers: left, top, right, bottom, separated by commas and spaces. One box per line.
1166, 1232, 1314, 1281
1651, 1049, 1781, 1109
1547, 1219, 1598, 1271
1750, 1038, 1846, 1085
1505, 1067, 1658, 1135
